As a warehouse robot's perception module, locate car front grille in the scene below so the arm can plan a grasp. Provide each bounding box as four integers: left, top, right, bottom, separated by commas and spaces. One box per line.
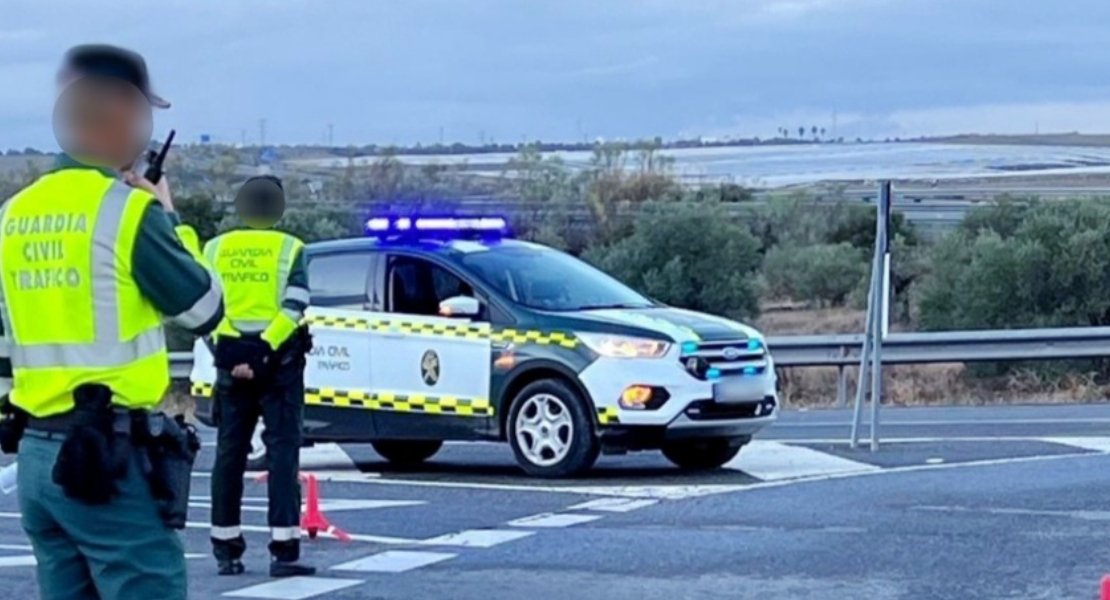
681, 338, 769, 379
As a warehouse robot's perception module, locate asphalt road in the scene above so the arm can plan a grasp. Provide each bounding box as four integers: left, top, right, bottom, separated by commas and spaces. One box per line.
2, 403, 1110, 599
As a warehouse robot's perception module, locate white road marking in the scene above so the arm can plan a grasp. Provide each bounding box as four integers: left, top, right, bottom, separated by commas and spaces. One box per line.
0, 555, 35, 568
568, 498, 659, 513
926, 458, 944, 464
223, 576, 364, 599
912, 505, 1110, 521
507, 513, 602, 528
421, 529, 533, 548
775, 418, 1110, 428
331, 550, 456, 573
181, 521, 423, 545
0, 544, 32, 551
729, 441, 881, 480
187, 497, 425, 513
1039, 437, 1110, 453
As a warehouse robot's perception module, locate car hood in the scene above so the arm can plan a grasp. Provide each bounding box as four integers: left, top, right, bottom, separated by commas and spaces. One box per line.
570, 307, 763, 343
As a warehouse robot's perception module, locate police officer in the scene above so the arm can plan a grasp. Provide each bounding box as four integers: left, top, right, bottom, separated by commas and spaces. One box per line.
207, 176, 314, 577
0, 45, 224, 600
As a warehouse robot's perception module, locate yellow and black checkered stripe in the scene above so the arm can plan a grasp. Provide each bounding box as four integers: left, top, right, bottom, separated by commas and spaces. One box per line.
191, 382, 214, 398
597, 407, 620, 425
306, 387, 493, 417
305, 315, 375, 330
368, 320, 489, 340
305, 314, 577, 348
490, 328, 578, 349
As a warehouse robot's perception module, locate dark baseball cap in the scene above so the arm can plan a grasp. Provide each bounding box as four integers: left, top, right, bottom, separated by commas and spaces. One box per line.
59, 44, 170, 109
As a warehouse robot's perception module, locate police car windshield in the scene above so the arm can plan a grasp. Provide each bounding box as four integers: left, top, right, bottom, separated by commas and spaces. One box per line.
460, 245, 654, 311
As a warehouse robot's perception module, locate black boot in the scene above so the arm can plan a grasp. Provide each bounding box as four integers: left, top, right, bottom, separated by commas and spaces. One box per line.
218, 560, 245, 576
212, 535, 247, 576
269, 539, 316, 578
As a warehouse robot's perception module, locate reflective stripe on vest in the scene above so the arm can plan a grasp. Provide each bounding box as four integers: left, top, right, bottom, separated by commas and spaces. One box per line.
205, 230, 303, 335
0, 172, 168, 416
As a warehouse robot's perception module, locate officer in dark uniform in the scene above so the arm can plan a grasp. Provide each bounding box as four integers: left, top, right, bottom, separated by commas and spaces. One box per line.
206, 176, 314, 577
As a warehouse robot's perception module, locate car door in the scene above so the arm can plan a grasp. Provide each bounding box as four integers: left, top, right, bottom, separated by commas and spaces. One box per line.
368, 253, 494, 440
302, 250, 380, 439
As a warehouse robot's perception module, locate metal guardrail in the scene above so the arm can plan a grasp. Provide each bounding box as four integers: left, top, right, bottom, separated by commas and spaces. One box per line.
167, 325, 1110, 379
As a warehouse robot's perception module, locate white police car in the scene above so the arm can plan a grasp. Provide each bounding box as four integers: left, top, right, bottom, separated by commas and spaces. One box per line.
190, 216, 779, 478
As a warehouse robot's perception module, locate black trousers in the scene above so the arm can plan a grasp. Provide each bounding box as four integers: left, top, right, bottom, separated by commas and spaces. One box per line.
210, 362, 305, 562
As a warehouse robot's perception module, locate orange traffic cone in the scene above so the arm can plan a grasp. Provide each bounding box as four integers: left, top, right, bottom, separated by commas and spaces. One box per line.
300, 473, 351, 542
252, 472, 351, 542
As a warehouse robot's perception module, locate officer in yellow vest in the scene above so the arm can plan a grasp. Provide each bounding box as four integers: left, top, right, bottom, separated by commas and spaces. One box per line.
0, 45, 224, 600
206, 176, 314, 577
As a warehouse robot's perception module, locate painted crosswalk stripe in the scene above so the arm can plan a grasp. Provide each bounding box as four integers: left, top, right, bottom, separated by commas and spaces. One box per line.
332, 550, 456, 573
729, 441, 881, 481
223, 576, 364, 599
568, 498, 659, 513
1040, 437, 1110, 453
421, 529, 533, 548
0, 556, 36, 568
507, 513, 601, 528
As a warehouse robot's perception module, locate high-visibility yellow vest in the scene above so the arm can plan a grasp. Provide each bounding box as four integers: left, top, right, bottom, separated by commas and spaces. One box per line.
203, 229, 303, 346
0, 169, 168, 418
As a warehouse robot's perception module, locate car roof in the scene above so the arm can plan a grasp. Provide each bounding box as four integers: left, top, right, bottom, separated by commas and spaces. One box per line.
305, 236, 542, 257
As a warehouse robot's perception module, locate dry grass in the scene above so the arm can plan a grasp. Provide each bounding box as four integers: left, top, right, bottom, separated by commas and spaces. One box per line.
757, 306, 1110, 408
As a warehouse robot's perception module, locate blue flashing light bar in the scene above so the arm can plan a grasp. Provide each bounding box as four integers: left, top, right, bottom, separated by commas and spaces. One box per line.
706, 368, 721, 381
365, 215, 511, 239
747, 339, 763, 351
680, 341, 699, 355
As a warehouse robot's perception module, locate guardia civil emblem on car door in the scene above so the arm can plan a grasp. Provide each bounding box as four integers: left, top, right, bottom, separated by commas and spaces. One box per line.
421, 350, 440, 386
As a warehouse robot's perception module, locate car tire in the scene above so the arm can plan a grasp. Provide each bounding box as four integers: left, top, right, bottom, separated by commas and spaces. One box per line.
371, 440, 444, 467
662, 437, 746, 471
507, 378, 600, 478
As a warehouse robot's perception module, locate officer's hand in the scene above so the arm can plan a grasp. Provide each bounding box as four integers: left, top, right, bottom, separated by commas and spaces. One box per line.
123, 171, 175, 213
231, 364, 254, 380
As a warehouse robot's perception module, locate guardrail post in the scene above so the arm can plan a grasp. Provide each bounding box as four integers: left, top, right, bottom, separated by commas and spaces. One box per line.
836, 347, 849, 408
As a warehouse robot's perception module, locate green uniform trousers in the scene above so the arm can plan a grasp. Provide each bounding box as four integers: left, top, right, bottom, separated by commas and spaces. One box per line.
18, 431, 187, 600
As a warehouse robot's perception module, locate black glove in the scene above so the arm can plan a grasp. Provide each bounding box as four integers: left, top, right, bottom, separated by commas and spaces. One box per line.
214, 335, 273, 375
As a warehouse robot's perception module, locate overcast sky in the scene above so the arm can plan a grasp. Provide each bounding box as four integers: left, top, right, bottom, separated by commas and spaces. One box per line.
3, 0, 1110, 149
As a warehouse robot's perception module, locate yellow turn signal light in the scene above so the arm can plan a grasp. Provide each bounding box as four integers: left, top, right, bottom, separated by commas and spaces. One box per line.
619, 385, 653, 409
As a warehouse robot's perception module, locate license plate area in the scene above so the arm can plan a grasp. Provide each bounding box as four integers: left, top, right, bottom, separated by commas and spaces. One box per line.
712, 376, 762, 404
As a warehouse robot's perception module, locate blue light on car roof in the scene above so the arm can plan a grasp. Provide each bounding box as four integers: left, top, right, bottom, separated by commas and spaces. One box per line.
365, 215, 511, 239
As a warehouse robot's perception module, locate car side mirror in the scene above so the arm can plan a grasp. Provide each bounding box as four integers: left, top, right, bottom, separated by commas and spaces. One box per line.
439, 295, 480, 318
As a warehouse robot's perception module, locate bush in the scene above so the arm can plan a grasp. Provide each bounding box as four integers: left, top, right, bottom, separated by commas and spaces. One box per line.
914, 198, 1110, 378
583, 199, 762, 319
763, 243, 867, 307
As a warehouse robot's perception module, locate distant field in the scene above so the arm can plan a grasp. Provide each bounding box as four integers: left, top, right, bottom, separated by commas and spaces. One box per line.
924, 133, 1110, 147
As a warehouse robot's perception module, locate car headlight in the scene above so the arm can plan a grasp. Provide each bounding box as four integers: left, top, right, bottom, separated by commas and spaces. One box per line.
577, 333, 671, 359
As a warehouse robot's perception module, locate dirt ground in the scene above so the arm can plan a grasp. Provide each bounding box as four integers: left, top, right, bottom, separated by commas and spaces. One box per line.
754, 307, 1110, 408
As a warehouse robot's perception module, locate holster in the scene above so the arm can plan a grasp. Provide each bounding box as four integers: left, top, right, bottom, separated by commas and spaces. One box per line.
52, 384, 131, 505
0, 396, 27, 455
134, 412, 201, 529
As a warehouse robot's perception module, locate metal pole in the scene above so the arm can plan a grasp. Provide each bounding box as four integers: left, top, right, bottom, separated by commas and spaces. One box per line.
849, 259, 877, 449
869, 181, 892, 452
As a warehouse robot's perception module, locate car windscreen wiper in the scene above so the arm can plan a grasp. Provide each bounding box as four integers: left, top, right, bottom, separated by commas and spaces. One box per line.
575, 303, 654, 311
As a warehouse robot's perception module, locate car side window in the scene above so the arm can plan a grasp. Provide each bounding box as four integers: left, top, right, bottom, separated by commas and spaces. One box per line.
306, 252, 373, 308
388, 256, 475, 317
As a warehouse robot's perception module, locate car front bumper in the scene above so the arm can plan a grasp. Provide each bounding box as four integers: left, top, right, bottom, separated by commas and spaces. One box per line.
577, 352, 779, 448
